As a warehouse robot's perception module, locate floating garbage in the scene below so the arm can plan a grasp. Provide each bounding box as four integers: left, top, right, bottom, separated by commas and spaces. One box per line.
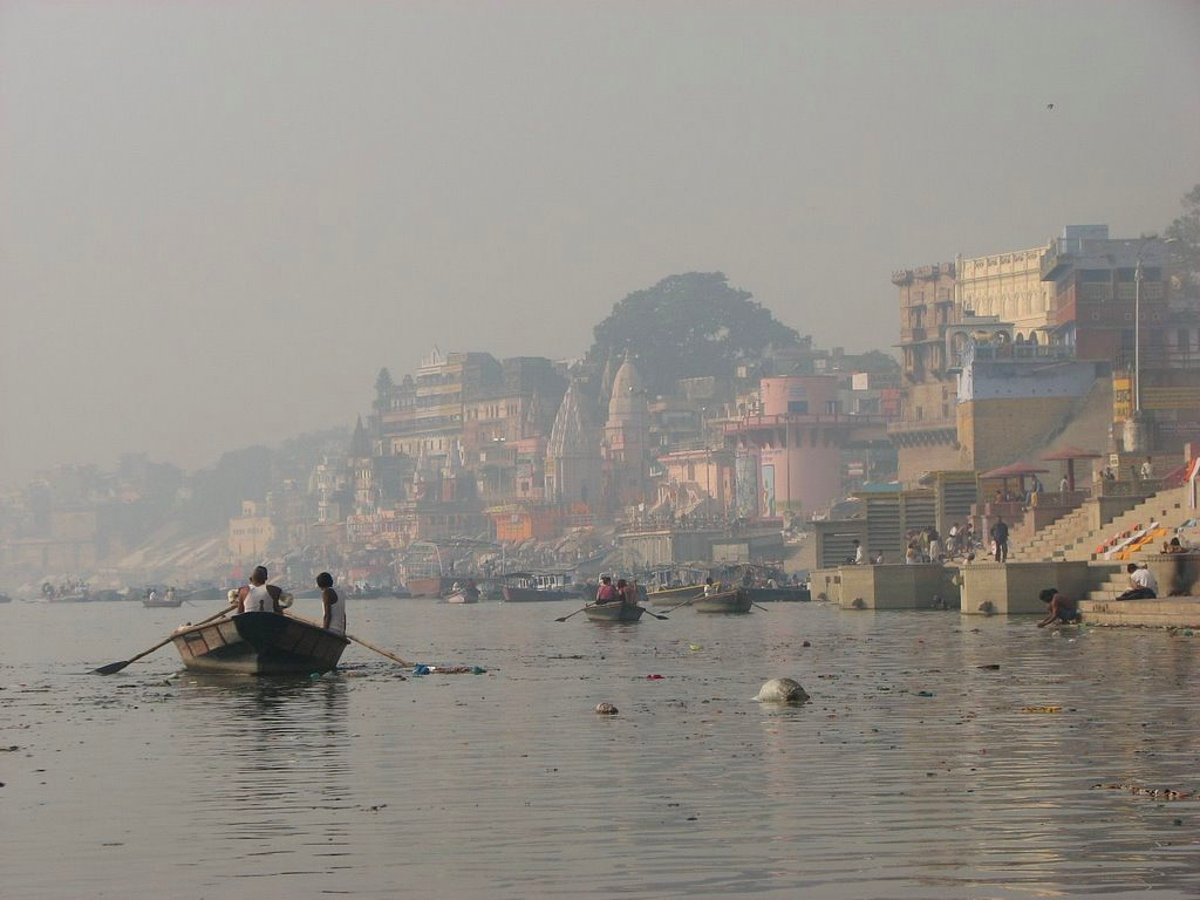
1021, 706, 1062, 714
595, 702, 618, 715
754, 678, 809, 704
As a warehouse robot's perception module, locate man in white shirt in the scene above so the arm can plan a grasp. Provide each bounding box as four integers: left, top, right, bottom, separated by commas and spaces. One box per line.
239, 565, 281, 613
1117, 563, 1158, 600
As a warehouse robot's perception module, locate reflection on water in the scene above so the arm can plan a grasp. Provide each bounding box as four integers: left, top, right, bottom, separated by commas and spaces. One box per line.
1, 600, 1199, 898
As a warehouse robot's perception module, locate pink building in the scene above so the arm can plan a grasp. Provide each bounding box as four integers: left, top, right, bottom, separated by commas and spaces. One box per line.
726, 375, 868, 521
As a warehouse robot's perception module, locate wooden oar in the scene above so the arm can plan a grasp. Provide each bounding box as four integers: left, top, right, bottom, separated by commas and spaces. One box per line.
661, 593, 702, 614
94, 604, 235, 675
555, 603, 594, 622
641, 606, 669, 621
344, 632, 413, 667
284, 611, 414, 667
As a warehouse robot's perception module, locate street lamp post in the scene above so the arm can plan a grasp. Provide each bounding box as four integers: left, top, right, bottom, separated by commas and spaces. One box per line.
1126, 236, 1177, 454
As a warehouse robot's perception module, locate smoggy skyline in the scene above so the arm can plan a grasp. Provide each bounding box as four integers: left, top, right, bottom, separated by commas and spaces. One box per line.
2, 1, 1198, 490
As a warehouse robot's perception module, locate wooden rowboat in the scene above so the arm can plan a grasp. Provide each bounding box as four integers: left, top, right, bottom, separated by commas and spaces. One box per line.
692, 588, 753, 614
583, 602, 646, 623
171, 611, 349, 675
444, 586, 480, 604
647, 585, 705, 605
144, 596, 184, 608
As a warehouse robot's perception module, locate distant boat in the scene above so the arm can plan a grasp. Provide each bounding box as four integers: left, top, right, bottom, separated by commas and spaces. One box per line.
647, 584, 705, 606
171, 611, 349, 675
746, 586, 810, 603
0, 594, 11, 604
583, 602, 645, 623
693, 588, 753, 614
443, 584, 481, 604
143, 594, 184, 608
406, 576, 456, 598
500, 572, 582, 603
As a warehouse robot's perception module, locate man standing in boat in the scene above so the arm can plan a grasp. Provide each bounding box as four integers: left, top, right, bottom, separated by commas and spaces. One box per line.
317, 571, 346, 634
239, 565, 281, 614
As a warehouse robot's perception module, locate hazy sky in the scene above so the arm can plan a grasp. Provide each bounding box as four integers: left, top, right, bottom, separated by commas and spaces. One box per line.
2, 1, 1198, 489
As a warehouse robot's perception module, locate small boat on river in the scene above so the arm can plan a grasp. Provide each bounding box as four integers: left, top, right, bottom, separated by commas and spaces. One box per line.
647, 584, 705, 606
444, 584, 481, 604
143, 595, 184, 608
171, 611, 349, 675
746, 585, 810, 603
583, 602, 645, 623
692, 588, 753, 614
500, 572, 582, 602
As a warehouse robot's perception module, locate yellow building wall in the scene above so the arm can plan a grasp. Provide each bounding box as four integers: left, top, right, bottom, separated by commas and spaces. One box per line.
957, 397, 1079, 474
228, 515, 275, 561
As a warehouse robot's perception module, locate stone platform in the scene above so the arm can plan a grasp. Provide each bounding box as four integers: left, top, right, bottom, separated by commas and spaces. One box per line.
1080, 597, 1200, 628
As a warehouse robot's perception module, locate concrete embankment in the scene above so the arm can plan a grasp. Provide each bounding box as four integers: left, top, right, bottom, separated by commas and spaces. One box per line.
1080, 597, 1200, 629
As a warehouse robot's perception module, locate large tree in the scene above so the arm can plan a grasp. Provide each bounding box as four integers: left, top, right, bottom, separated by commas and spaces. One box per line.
1165, 183, 1200, 300
588, 272, 802, 397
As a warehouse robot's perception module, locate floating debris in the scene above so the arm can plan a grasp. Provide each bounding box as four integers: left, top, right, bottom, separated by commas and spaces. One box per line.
595, 702, 618, 715
754, 678, 809, 704
1092, 783, 1196, 801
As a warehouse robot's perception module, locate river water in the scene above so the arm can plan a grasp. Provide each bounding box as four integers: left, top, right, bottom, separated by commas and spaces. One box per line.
2, 597, 1198, 898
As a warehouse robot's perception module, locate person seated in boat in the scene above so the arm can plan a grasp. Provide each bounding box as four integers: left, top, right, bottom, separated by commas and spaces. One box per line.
595, 575, 617, 604
615, 578, 631, 605
239, 565, 281, 614
621, 578, 640, 606
147, 588, 159, 604
317, 571, 346, 634
1037, 587, 1080, 627
703, 576, 718, 597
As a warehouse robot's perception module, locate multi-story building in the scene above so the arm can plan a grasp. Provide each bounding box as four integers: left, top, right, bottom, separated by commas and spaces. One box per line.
377, 348, 500, 460
1040, 226, 1171, 362
889, 262, 962, 481
957, 243, 1056, 341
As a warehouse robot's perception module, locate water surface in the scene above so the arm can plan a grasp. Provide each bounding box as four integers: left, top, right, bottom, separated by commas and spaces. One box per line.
2, 598, 1198, 898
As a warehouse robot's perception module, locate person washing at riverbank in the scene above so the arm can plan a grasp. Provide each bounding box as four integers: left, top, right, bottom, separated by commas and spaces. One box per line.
1037, 588, 1080, 627
1117, 563, 1158, 600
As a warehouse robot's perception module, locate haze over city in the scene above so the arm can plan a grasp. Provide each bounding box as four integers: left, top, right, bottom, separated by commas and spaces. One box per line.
2, 0, 1198, 490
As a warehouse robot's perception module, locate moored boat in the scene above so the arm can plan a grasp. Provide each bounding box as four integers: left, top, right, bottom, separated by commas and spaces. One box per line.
583, 602, 645, 623
746, 586, 810, 603
693, 588, 753, 614
500, 572, 582, 602
647, 584, 705, 605
444, 585, 480, 604
171, 611, 349, 675
406, 576, 456, 598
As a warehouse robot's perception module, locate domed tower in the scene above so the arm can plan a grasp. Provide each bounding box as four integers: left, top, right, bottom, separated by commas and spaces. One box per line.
603, 352, 650, 508
545, 380, 602, 509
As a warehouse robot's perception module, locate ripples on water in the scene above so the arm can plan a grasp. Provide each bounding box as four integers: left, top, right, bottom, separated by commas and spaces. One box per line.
2, 599, 1199, 898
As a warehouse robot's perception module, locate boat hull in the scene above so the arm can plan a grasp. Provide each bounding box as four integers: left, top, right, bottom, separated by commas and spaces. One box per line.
584, 603, 645, 623
444, 588, 480, 604
172, 612, 349, 675
143, 599, 184, 608
746, 587, 810, 603
648, 585, 705, 605
693, 589, 753, 614
501, 586, 579, 602
407, 576, 455, 597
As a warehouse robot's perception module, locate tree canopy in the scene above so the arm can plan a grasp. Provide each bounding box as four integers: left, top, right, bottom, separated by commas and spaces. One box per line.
1165, 183, 1200, 300
588, 272, 802, 397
